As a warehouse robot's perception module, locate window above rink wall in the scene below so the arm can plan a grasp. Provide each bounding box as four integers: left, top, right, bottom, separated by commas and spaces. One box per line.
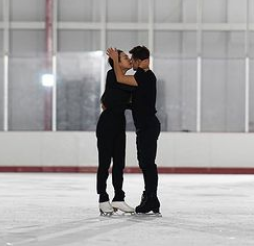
0, 0, 254, 132
10, 0, 45, 21
0, 52, 3, 132
153, 0, 198, 132
154, 0, 197, 23
8, 28, 47, 130
201, 0, 252, 132
107, 0, 149, 23
0, 0, 2, 21
58, 0, 101, 22
0, 0, 3, 131
249, 0, 254, 132
56, 32, 102, 131
57, 0, 102, 131
56, 52, 101, 131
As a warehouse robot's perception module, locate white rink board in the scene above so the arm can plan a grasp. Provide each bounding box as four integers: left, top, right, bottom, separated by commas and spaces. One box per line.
0, 132, 254, 168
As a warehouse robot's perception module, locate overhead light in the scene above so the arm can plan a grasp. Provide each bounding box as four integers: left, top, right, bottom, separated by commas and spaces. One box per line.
41, 73, 55, 87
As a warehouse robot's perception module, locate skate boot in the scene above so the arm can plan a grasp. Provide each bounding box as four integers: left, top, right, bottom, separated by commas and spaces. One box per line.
111, 201, 135, 214
99, 201, 114, 216
138, 191, 147, 207
135, 194, 161, 217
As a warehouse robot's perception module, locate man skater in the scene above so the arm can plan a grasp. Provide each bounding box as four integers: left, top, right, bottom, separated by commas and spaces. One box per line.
107, 46, 161, 215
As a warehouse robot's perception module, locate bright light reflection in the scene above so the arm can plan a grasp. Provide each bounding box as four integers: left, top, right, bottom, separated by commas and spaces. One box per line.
41, 74, 55, 87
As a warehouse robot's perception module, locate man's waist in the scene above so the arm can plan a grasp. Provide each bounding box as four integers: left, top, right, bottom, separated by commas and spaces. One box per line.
133, 114, 159, 127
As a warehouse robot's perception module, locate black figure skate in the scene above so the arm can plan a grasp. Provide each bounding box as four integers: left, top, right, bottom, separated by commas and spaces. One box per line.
135, 193, 162, 217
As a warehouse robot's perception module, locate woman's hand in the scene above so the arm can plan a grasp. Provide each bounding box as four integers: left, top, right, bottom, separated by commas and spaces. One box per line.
106, 47, 118, 61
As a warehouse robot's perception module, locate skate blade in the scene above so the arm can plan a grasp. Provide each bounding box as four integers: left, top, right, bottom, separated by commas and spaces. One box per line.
135, 212, 162, 217
120, 211, 135, 216
100, 209, 114, 217
112, 207, 135, 214
113, 210, 135, 216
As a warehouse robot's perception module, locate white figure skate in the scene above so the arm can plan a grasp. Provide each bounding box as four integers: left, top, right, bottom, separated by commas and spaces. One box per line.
99, 201, 114, 216
111, 201, 135, 214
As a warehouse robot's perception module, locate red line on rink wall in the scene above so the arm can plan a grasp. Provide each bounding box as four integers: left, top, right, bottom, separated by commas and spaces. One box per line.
0, 166, 254, 174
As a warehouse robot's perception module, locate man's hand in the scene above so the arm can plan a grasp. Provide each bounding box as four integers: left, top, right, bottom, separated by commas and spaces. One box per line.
107, 47, 118, 61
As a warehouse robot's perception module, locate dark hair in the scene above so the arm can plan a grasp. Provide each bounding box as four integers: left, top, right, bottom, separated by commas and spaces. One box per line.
108, 49, 123, 68
129, 45, 150, 61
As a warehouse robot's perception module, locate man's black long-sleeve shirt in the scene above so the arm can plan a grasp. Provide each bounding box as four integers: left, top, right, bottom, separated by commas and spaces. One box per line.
101, 69, 135, 113
132, 67, 158, 128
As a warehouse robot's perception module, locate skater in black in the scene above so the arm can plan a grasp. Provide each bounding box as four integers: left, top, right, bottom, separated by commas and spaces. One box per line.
107, 46, 161, 215
96, 50, 135, 215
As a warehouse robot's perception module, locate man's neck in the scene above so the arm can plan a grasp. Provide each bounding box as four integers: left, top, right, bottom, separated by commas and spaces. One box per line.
138, 66, 150, 71
139, 59, 150, 71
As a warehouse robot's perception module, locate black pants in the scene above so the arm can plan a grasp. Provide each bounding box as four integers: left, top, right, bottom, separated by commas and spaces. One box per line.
96, 110, 126, 202
136, 117, 161, 196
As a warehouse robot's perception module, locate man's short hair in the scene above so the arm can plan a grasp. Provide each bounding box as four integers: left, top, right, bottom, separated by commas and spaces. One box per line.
129, 45, 150, 61
108, 49, 123, 68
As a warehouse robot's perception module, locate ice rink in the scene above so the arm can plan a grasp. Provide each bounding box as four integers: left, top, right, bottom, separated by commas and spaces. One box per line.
0, 173, 254, 246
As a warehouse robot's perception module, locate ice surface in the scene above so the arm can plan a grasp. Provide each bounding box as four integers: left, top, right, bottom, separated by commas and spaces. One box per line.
0, 173, 254, 246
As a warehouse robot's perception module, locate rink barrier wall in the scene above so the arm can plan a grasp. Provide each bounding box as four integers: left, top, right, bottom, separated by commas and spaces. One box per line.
0, 166, 254, 174
0, 132, 254, 174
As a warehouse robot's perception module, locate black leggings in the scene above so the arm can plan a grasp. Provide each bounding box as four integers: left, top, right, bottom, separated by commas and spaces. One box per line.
96, 110, 126, 202
136, 117, 161, 196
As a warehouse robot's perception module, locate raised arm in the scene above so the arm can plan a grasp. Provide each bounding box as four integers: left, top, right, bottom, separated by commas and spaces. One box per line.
107, 48, 138, 87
